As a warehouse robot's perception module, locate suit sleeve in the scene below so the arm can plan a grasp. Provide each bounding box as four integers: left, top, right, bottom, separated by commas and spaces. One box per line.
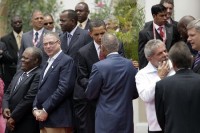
0, 41, 15, 64
76, 51, 89, 89
155, 81, 165, 130
85, 64, 102, 100
138, 30, 148, 69
42, 59, 76, 113
11, 72, 40, 122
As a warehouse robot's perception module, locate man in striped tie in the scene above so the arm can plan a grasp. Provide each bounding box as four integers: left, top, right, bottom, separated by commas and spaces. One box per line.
187, 19, 200, 74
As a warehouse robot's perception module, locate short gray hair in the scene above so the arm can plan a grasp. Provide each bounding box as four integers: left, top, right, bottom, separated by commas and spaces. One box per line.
144, 39, 164, 58
187, 19, 200, 33
101, 33, 119, 53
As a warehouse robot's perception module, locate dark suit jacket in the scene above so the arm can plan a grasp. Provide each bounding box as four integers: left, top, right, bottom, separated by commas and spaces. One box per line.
85, 54, 138, 133
2, 67, 41, 133
19, 29, 49, 66
75, 41, 125, 100
84, 19, 90, 31
33, 52, 76, 128
1, 32, 19, 90
155, 69, 200, 133
138, 21, 180, 69
60, 27, 92, 65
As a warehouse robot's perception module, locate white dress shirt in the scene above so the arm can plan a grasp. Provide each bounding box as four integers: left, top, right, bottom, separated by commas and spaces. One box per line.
135, 60, 175, 131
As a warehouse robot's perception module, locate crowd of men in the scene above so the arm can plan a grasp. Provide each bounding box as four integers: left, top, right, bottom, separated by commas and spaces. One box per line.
0, 0, 200, 133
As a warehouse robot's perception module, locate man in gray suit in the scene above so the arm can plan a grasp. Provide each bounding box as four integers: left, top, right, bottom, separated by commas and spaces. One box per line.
19, 10, 49, 67
85, 33, 138, 133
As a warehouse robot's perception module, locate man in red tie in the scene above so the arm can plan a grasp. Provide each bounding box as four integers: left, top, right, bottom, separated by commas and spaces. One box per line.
138, 4, 180, 69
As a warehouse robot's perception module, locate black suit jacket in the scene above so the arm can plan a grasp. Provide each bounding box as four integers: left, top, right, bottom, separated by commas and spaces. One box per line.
155, 69, 200, 133
2, 67, 41, 133
60, 27, 92, 65
74, 41, 125, 99
1, 32, 19, 90
138, 21, 179, 69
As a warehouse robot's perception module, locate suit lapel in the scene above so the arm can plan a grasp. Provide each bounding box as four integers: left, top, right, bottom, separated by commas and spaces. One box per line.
39, 52, 63, 87
89, 42, 99, 61
68, 28, 80, 50
165, 24, 173, 50
9, 32, 19, 51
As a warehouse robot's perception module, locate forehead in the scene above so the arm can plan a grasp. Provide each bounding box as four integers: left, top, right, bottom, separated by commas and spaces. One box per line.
44, 16, 53, 21
32, 11, 43, 18
153, 44, 166, 54
163, 2, 173, 8
75, 4, 87, 10
43, 34, 57, 41
12, 16, 22, 22
91, 26, 106, 33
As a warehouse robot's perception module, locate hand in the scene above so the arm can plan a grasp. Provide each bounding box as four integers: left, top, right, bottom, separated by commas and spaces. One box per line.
157, 60, 170, 79
3, 108, 11, 119
36, 109, 48, 122
6, 117, 15, 131
33, 109, 41, 118
132, 60, 139, 69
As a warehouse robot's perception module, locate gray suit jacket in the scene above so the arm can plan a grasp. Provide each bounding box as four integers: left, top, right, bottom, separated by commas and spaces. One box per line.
85, 54, 138, 133
19, 29, 49, 66
60, 27, 92, 65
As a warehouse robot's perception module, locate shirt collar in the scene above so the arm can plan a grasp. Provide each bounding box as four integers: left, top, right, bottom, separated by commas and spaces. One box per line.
13, 30, 23, 38
153, 22, 165, 30
68, 26, 78, 36
107, 52, 118, 57
78, 18, 88, 29
25, 66, 38, 75
49, 50, 62, 62
33, 28, 44, 35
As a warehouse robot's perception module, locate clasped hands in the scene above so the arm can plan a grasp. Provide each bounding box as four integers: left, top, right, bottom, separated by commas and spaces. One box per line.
3, 108, 15, 131
33, 109, 48, 122
157, 60, 170, 79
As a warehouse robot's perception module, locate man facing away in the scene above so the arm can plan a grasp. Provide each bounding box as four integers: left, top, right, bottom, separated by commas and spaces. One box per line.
33, 32, 76, 133
85, 33, 138, 133
136, 39, 175, 133
3, 47, 42, 133
155, 41, 200, 133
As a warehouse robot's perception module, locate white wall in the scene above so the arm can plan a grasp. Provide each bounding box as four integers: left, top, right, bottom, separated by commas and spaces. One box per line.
174, 0, 200, 21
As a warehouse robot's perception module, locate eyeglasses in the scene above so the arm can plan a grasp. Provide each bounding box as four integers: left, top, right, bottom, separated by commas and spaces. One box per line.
44, 22, 54, 25
43, 40, 59, 47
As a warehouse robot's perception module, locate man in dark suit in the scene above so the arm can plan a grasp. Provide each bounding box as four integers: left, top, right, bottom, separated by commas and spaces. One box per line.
1, 15, 23, 90
138, 4, 179, 69
33, 32, 76, 133
75, 2, 90, 30
19, 10, 49, 67
187, 19, 200, 74
85, 33, 138, 133
74, 19, 124, 133
2, 47, 42, 133
155, 41, 200, 133
59, 9, 92, 64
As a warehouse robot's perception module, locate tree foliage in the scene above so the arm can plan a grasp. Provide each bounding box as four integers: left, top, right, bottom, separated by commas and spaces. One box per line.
6, 0, 58, 32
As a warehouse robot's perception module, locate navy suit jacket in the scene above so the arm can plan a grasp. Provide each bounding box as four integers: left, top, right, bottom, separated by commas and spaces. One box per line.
75, 41, 125, 99
155, 69, 200, 133
138, 21, 180, 69
19, 29, 49, 66
3, 67, 41, 133
33, 52, 76, 128
60, 27, 92, 65
85, 54, 138, 133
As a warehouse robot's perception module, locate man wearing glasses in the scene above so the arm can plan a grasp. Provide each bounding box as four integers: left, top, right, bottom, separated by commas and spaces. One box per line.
43, 13, 62, 35
33, 32, 76, 133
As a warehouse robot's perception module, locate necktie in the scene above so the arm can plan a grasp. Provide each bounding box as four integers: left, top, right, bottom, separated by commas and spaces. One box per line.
16, 34, 21, 49
35, 32, 39, 43
194, 52, 200, 68
67, 33, 72, 46
99, 45, 105, 60
79, 23, 83, 29
14, 72, 27, 91
158, 26, 164, 39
